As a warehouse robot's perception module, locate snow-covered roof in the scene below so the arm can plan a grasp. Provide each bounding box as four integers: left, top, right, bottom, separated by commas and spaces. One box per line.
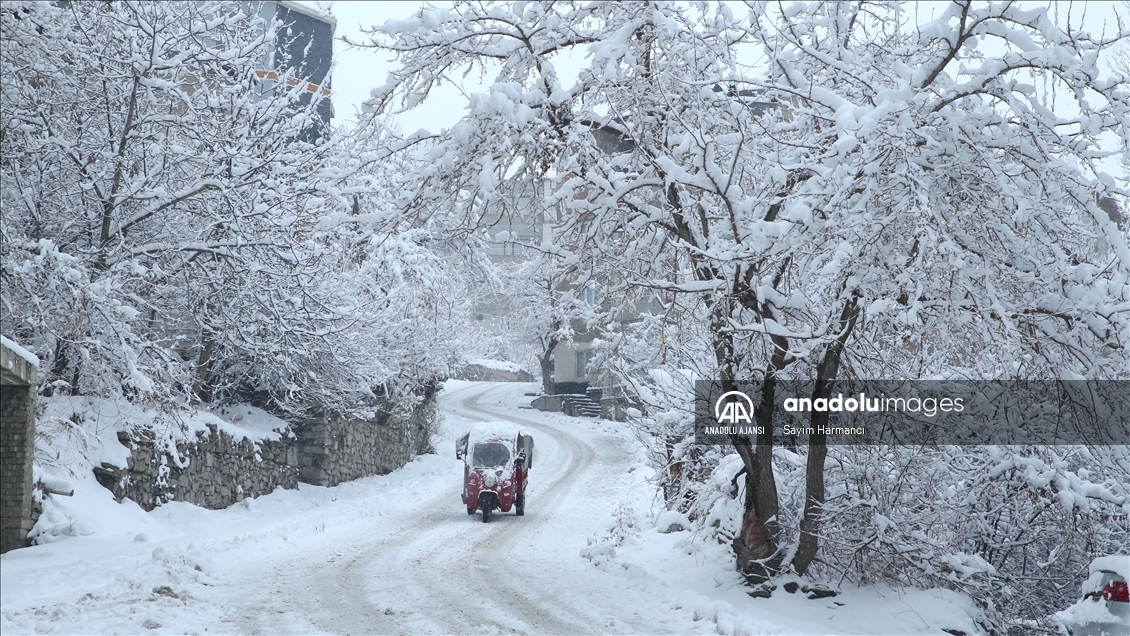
276, 0, 336, 26
466, 422, 523, 447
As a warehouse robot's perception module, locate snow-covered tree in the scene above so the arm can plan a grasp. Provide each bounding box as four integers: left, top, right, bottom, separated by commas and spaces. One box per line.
494, 253, 603, 394
0, 1, 471, 418
363, 0, 1128, 608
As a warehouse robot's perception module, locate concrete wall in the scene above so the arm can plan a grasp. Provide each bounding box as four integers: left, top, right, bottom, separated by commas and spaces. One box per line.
264, 0, 334, 138
1, 340, 37, 553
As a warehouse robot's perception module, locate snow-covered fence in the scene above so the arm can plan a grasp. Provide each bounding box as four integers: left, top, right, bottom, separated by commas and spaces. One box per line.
1, 336, 38, 552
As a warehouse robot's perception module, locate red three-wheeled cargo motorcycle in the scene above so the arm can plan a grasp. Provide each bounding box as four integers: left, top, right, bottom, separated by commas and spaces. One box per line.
456, 426, 534, 522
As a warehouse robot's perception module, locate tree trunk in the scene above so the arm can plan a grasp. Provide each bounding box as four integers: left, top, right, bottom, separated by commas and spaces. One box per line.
539, 335, 558, 395
729, 370, 788, 582
793, 295, 859, 575
193, 335, 214, 403
713, 297, 786, 582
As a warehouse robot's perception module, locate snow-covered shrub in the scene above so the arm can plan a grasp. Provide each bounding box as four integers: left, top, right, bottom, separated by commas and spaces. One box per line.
808, 445, 1129, 628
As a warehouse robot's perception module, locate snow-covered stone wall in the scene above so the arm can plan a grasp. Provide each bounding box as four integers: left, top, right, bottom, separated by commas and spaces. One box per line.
97, 425, 300, 510
95, 387, 439, 510
296, 387, 437, 487
455, 361, 534, 383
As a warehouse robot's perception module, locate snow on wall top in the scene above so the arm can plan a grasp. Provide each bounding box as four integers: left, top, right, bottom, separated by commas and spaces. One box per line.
278, 0, 336, 26
466, 359, 523, 373
2, 335, 39, 367
211, 405, 292, 442
41, 396, 291, 471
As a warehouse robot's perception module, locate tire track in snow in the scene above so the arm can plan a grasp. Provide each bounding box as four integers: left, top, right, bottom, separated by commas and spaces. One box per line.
436, 382, 660, 635
226, 381, 656, 635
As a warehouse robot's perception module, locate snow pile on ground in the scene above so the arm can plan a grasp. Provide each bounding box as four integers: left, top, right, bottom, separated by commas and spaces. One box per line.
584, 508, 990, 635
29, 396, 293, 546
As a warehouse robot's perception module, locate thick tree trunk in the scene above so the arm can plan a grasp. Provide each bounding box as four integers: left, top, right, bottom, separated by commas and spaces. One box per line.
724, 191, 804, 582
794, 413, 828, 576
539, 336, 558, 395
793, 295, 860, 575
714, 301, 786, 582
729, 364, 789, 582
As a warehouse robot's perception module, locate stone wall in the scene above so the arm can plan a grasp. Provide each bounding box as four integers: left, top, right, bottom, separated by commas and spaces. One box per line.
96, 387, 438, 511
296, 392, 435, 486
456, 363, 534, 383
95, 425, 299, 510
1, 339, 37, 554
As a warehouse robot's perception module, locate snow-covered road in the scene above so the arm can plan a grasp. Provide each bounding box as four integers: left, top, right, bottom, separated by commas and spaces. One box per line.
1, 381, 681, 635
2, 381, 990, 635
219, 381, 664, 635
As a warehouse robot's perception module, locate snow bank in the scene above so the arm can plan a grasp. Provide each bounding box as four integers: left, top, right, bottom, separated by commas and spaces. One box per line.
589, 511, 992, 635
30, 396, 297, 545
654, 509, 689, 533
40, 396, 290, 452
38, 397, 136, 469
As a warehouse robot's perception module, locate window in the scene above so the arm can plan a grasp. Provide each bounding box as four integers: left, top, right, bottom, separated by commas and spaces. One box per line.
581, 287, 599, 306
472, 442, 510, 468
575, 350, 594, 375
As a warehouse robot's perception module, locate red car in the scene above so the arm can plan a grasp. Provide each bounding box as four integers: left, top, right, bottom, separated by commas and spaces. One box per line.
456, 427, 534, 522
1062, 555, 1129, 636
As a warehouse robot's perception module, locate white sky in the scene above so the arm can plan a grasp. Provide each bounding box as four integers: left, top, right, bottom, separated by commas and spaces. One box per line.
326, 1, 443, 132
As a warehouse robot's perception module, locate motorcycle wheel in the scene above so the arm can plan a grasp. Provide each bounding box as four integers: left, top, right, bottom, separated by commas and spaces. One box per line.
482, 506, 492, 523
515, 493, 525, 516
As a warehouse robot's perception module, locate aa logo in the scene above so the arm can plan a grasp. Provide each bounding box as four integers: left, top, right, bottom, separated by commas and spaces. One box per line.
714, 390, 754, 425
